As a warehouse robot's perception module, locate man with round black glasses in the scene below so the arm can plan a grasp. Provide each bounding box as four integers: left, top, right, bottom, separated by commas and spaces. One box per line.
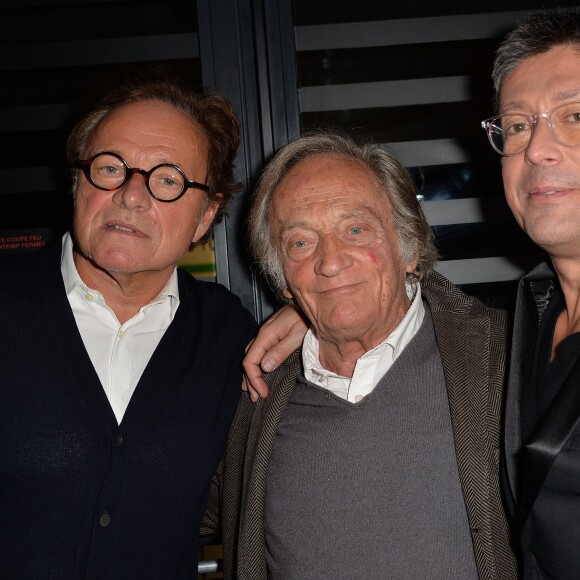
76, 150, 212, 203
0, 75, 256, 578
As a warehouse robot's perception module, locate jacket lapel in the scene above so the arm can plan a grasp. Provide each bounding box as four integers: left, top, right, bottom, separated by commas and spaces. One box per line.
505, 262, 554, 504
238, 351, 301, 580
519, 349, 580, 524
431, 303, 495, 538
424, 271, 509, 579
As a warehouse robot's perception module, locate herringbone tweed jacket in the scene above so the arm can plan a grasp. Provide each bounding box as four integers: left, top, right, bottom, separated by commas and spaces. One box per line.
202, 271, 518, 580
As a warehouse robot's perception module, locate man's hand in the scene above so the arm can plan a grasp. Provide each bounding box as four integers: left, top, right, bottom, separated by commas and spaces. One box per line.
242, 305, 308, 401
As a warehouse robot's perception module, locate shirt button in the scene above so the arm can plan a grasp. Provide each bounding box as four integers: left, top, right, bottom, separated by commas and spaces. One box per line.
99, 513, 111, 527
355, 395, 363, 402
85, 292, 95, 301
113, 434, 123, 447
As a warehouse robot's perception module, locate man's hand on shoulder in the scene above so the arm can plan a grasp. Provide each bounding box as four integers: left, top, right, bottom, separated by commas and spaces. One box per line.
242, 305, 308, 402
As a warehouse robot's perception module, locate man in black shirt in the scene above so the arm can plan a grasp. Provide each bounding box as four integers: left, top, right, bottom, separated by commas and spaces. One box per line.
480, 9, 580, 580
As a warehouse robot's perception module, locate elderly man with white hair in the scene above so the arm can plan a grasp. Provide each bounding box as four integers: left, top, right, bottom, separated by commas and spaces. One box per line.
204, 131, 517, 580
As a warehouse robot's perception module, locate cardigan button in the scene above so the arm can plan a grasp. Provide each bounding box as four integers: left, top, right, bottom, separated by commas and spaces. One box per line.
99, 513, 111, 527
113, 434, 124, 447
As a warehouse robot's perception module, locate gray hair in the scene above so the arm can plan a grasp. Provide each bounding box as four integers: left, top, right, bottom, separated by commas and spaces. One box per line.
249, 131, 437, 296
493, 9, 580, 108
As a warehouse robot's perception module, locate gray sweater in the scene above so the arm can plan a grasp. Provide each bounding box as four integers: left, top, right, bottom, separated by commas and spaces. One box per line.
201, 271, 518, 580
264, 307, 478, 579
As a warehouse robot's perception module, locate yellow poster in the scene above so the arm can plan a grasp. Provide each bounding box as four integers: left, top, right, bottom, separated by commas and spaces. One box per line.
178, 240, 216, 279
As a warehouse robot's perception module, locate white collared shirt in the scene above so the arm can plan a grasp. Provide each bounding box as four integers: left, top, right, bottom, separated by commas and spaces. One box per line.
61, 233, 180, 424
303, 283, 424, 403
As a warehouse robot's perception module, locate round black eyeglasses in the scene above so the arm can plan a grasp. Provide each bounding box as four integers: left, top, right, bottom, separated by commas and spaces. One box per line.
76, 151, 210, 202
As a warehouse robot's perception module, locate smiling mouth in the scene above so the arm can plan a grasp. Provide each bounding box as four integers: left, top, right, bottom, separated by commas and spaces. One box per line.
320, 283, 361, 295
529, 186, 578, 197
105, 222, 147, 237
531, 189, 567, 196
107, 224, 135, 232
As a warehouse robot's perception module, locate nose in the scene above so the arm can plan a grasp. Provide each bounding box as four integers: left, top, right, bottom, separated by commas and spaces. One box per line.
524, 116, 563, 166
313, 234, 353, 277
111, 172, 152, 210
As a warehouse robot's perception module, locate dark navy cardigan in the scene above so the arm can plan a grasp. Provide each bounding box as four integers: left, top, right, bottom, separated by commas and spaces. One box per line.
0, 242, 256, 579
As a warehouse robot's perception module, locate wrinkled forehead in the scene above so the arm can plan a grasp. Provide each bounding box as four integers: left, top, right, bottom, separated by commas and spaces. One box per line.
274, 154, 384, 202
499, 45, 580, 108
85, 100, 210, 175
270, 155, 393, 226
89, 101, 208, 150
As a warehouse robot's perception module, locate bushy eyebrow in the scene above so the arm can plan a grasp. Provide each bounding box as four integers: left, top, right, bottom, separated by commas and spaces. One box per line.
89, 149, 180, 168
280, 205, 384, 232
338, 206, 387, 228
501, 88, 580, 113
555, 88, 580, 101
341, 207, 382, 220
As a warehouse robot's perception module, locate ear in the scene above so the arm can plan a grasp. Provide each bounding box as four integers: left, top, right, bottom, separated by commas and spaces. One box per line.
404, 242, 419, 274
282, 287, 294, 301
405, 257, 419, 275
191, 201, 219, 244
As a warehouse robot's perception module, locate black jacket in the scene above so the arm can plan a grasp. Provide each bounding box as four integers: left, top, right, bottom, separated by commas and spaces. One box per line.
505, 261, 580, 580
